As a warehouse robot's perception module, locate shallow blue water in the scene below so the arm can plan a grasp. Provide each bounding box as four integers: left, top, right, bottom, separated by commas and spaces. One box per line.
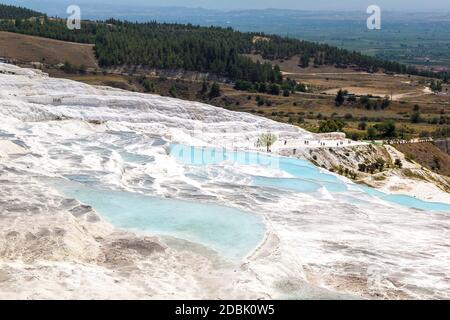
170, 144, 450, 213
382, 194, 450, 212
61, 184, 266, 261
57, 143, 450, 263
253, 176, 322, 193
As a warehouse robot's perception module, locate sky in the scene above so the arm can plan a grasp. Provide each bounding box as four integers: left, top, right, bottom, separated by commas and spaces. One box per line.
3, 0, 450, 12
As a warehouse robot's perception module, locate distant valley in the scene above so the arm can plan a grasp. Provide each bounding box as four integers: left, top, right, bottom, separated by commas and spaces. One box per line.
4, 2, 450, 69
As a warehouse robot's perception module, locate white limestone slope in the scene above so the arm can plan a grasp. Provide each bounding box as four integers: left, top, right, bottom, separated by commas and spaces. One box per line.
0, 63, 315, 148
0, 63, 449, 300
0, 63, 317, 299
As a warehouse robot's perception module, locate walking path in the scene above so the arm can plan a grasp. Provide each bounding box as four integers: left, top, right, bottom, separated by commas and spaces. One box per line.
273, 137, 366, 152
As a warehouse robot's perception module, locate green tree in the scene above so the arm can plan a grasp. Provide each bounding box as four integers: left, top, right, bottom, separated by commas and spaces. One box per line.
335, 89, 346, 106
410, 112, 422, 124
208, 82, 221, 99
257, 133, 278, 152
430, 80, 443, 92
367, 126, 377, 140
258, 82, 267, 93
142, 79, 155, 93
169, 85, 177, 98
375, 158, 386, 171
299, 54, 310, 68
268, 83, 280, 95
199, 80, 209, 95
318, 119, 346, 133
62, 60, 74, 73
381, 96, 390, 109
358, 121, 367, 131
375, 120, 397, 138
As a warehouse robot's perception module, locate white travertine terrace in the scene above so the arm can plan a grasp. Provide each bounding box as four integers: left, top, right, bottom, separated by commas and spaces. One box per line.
0, 63, 449, 299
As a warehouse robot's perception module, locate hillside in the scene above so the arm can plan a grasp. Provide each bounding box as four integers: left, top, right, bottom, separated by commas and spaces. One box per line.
393, 142, 450, 177
0, 31, 98, 68
0, 4, 44, 19
0, 5, 448, 83
0, 4, 448, 144
2, 31, 447, 144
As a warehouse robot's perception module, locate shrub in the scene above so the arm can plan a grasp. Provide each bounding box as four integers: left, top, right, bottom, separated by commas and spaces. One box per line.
268, 84, 281, 95
335, 89, 346, 106
169, 85, 177, 98
318, 119, 346, 133
358, 121, 367, 130
410, 112, 422, 124
374, 120, 397, 138
209, 82, 221, 99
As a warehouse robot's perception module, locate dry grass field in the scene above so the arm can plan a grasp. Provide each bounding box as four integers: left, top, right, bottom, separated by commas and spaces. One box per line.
246, 53, 440, 96
239, 54, 450, 136
0, 31, 98, 68
393, 142, 450, 176
64, 69, 448, 140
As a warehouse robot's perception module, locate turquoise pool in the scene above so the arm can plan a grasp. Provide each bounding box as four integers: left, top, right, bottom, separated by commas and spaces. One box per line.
170, 144, 450, 213
61, 184, 266, 261
57, 143, 449, 263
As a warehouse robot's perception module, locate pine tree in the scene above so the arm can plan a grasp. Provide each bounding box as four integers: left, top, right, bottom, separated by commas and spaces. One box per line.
169, 85, 177, 98
199, 80, 209, 95
335, 89, 346, 106
209, 82, 221, 99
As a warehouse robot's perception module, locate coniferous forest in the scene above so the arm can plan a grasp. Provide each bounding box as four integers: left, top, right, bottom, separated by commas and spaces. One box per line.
0, 4, 448, 83
0, 4, 43, 19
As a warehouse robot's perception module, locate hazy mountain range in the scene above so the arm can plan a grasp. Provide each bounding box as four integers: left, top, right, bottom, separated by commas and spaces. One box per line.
2, 0, 450, 12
